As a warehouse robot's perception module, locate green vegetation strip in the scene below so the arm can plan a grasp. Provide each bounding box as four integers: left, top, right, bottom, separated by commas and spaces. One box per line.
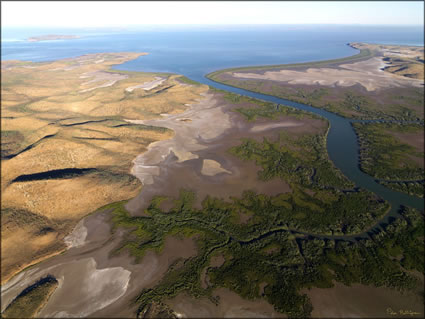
82, 86, 421, 318
380, 180, 424, 198
104, 198, 422, 318
176, 75, 202, 86
2, 275, 58, 318
99, 90, 424, 318
207, 46, 372, 76
353, 122, 424, 187
206, 48, 424, 121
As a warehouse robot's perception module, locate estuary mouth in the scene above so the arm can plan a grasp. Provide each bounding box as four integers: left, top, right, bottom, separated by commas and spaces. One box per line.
2, 25, 423, 319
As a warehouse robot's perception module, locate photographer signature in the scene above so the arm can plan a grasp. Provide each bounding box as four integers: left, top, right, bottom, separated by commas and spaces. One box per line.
387, 308, 421, 316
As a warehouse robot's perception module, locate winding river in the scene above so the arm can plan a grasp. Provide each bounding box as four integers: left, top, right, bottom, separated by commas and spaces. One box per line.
2, 28, 424, 317
187, 75, 424, 236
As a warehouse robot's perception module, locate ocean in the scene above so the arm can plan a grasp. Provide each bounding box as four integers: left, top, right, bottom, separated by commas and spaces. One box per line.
2, 24, 423, 82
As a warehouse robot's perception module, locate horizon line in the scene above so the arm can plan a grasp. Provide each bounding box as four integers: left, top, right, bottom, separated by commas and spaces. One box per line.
3, 23, 424, 28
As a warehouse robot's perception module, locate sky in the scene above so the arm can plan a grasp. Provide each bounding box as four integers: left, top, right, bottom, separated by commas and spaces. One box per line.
2, 1, 424, 28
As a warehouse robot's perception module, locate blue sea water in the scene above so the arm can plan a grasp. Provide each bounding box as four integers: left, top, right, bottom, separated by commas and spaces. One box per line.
2, 25, 424, 81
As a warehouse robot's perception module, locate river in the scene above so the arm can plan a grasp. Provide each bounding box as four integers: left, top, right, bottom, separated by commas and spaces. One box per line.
197, 76, 424, 226
3, 24, 424, 233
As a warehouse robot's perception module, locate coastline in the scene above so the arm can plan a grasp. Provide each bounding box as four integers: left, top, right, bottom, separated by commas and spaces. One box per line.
206, 42, 371, 77
1, 40, 424, 317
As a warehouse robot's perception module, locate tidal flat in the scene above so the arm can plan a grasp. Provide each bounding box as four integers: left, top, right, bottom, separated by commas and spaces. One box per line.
1, 41, 424, 318
1, 52, 206, 284
2, 84, 423, 318
207, 43, 424, 121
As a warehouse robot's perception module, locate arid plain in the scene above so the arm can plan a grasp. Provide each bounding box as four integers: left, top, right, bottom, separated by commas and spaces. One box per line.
1, 53, 206, 284
2, 53, 325, 316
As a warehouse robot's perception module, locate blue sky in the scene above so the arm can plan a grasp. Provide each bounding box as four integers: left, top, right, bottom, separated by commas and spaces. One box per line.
2, 1, 424, 27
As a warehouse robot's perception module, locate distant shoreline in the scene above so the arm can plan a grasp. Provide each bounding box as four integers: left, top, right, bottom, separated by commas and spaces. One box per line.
27, 34, 80, 42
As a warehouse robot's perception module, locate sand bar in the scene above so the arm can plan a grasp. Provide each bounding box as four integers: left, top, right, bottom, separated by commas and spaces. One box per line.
232, 57, 424, 91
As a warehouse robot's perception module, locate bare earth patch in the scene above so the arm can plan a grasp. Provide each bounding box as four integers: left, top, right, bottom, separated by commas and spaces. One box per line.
124, 91, 296, 215
125, 77, 165, 92
303, 282, 424, 318
165, 288, 285, 318
237, 210, 253, 224
79, 71, 128, 93
63, 219, 88, 249
1, 210, 198, 318
232, 57, 424, 92
201, 159, 232, 176
38, 258, 131, 318
1, 53, 207, 284
250, 121, 303, 133
388, 130, 424, 153
353, 42, 424, 80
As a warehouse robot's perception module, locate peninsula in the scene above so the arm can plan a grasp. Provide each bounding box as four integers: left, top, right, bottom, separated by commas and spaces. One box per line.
1, 44, 424, 318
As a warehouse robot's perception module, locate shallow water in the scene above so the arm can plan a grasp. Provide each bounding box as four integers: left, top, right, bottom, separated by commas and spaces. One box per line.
2, 25, 423, 68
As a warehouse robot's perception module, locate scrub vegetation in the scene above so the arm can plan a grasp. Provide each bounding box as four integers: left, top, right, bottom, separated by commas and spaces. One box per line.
102, 92, 422, 318
3, 46, 424, 318
380, 180, 424, 198
1, 53, 209, 283
353, 122, 424, 197
104, 197, 422, 318
207, 43, 424, 121
2, 275, 58, 318
99, 52, 423, 317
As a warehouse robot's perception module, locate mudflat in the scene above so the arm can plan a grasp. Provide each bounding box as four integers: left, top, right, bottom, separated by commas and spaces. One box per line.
1, 86, 328, 317
3, 43, 423, 318
165, 288, 286, 318
1, 209, 198, 318
231, 57, 423, 91
207, 42, 424, 120
1, 52, 207, 283
303, 282, 424, 318
124, 90, 327, 214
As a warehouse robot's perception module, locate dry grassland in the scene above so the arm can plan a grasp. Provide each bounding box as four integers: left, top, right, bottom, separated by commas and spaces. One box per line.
1, 52, 208, 284
351, 42, 424, 80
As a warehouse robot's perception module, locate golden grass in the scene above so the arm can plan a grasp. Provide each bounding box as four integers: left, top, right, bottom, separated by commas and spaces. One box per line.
2, 173, 141, 220
384, 62, 424, 80
350, 42, 424, 80
2, 117, 49, 131
1, 52, 209, 283
1, 276, 59, 318
1, 208, 67, 284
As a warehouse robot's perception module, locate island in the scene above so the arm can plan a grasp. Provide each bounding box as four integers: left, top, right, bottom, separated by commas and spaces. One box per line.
27, 34, 80, 42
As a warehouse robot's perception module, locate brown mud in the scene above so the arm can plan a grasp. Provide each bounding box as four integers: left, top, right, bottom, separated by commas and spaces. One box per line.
303, 281, 424, 318
165, 288, 286, 318
231, 57, 424, 91
1, 210, 197, 318
1, 89, 320, 316
124, 91, 325, 215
